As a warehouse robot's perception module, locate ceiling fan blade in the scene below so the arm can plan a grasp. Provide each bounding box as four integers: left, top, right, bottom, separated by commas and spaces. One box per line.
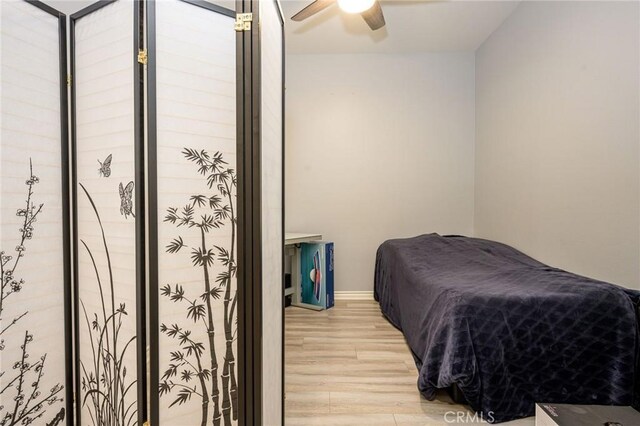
291, 0, 335, 21
361, 1, 385, 31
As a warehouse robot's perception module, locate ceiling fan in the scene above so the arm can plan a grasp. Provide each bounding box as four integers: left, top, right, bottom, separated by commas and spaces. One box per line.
291, 0, 386, 31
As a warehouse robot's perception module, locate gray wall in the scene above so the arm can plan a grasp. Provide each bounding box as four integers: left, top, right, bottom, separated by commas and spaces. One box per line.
475, 1, 640, 288
285, 53, 476, 292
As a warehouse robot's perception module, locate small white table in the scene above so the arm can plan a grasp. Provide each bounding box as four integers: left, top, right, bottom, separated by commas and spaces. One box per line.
285, 232, 324, 311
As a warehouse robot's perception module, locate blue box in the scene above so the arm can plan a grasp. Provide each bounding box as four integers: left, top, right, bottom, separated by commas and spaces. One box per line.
300, 242, 334, 309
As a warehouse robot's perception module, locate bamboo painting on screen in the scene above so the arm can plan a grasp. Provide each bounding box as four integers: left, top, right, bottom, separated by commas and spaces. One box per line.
153, 1, 238, 424
160, 149, 237, 426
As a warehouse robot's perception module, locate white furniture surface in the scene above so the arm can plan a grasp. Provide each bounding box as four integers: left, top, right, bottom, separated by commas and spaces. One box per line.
285, 232, 323, 310
285, 232, 323, 245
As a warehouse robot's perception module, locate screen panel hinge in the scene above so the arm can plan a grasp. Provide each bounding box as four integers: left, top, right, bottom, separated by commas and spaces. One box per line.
67, 74, 72, 87
235, 13, 252, 31
137, 49, 148, 65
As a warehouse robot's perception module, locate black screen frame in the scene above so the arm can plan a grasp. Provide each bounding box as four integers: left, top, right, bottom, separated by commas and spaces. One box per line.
146, 1, 239, 425
70, 1, 147, 424
19, 1, 73, 424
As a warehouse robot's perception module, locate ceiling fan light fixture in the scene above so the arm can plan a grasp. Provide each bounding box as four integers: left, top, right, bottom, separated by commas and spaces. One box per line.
337, 0, 376, 14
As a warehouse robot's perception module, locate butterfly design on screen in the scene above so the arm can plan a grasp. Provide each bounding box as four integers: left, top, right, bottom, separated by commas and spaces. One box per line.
98, 154, 112, 177
119, 180, 134, 219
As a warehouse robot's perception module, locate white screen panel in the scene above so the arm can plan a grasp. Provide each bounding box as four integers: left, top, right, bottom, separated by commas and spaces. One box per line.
260, 0, 284, 424
0, 2, 68, 425
154, 1, 237, 425
73, 2, 139, 425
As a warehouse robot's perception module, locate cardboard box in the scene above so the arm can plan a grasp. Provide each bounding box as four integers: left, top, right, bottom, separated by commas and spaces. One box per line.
300, 242, 334, 309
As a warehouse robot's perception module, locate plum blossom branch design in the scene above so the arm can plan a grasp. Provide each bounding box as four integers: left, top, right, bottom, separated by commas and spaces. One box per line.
0, 160, 65, 426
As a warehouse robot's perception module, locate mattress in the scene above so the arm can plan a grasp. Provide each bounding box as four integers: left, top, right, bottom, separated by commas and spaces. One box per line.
374, 234, 640, 423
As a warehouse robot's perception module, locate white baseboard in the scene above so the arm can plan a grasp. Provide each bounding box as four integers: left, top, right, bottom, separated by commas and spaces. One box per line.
334, 291, 374, 300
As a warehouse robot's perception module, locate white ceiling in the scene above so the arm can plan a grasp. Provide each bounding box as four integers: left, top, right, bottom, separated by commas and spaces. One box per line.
41, 0, 103, 15
41, 0, 520, 54
282, 0, 521, 53
41, 0, 235, 16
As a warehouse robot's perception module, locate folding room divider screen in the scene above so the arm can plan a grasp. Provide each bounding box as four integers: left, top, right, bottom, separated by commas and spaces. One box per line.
235, 0, 285, 423
146, 1, 240, 425
70, 1, 146, 425
0, 2, 72, 426
257, 0, 285, 423
1, 0, 284, 424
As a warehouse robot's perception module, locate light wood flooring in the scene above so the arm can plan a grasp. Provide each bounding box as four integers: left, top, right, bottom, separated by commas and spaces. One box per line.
284, 300, 535, 426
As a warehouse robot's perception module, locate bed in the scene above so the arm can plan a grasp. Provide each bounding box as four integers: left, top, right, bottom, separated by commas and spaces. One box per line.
374, 233, 640, 423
